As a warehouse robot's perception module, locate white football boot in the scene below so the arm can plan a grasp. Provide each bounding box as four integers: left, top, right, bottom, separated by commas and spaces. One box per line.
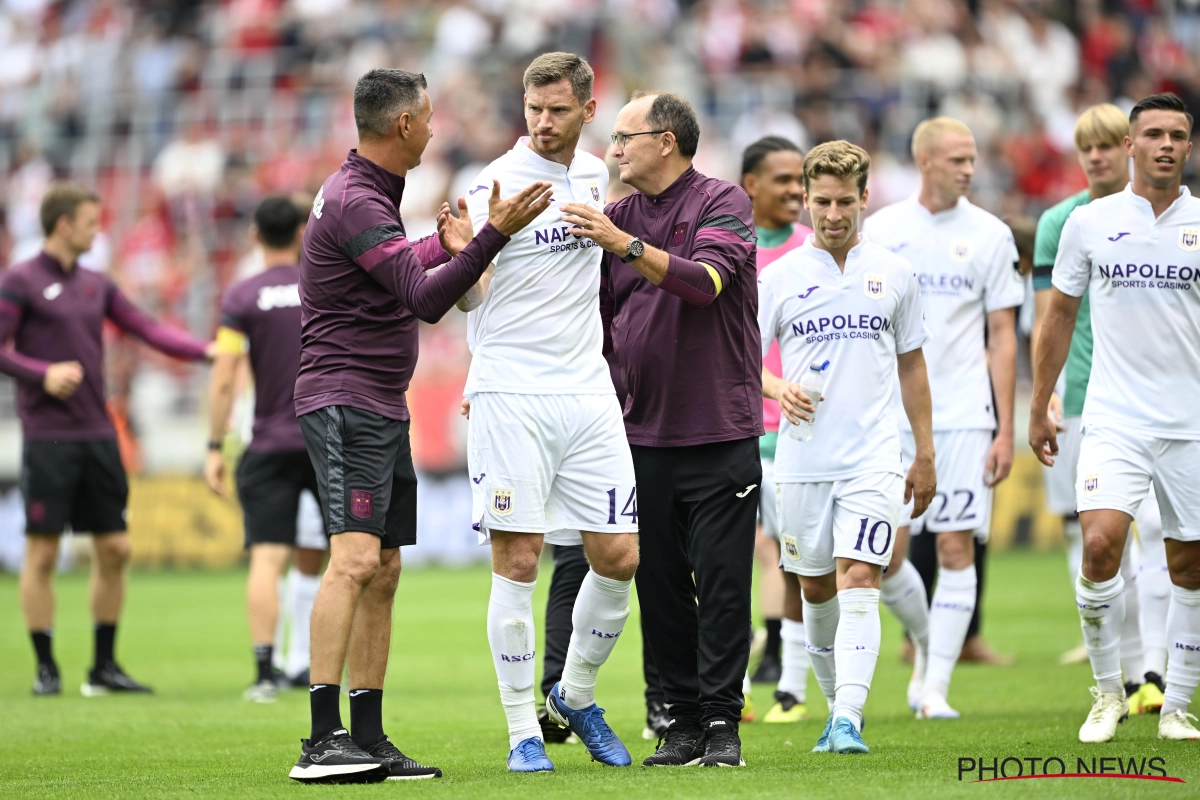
1078, 686, 1128, 743
1158, 710, 1200, 741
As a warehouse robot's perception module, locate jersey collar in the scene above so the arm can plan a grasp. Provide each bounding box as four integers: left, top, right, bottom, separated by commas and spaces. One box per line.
1123, 182, 1192, 222
516, 137, 575, 174
802, 233, 868, 275
345, 150, 406, 206
908, 193, 968, 222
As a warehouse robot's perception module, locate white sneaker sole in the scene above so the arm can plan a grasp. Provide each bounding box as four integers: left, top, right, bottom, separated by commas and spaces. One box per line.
80, 683, 109, 698
288, 763, 388, 783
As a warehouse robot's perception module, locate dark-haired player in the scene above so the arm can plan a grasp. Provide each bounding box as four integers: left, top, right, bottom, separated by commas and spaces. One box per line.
206, 195, 326, 703
0, 183, 213, 696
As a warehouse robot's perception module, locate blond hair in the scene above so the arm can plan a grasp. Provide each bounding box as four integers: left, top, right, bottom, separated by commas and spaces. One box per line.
803, 140, 871, 193
911, 117, 974, 159
523, 52, 594, 105
1073, 103, 1128, 151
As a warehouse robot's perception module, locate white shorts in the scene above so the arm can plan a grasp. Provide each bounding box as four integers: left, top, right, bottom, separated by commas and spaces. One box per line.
759, 457, 779, 539
902, 429, 993, 541
776, 472, 903, 576
1042, 416, 1082, 516
1076, 425, 1200, 542
468, 392, 638, 546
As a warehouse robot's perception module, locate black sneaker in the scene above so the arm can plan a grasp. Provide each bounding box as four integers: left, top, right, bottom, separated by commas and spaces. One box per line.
539, 708, 574, 744
287, 668, 310, 689
697, 720, 745, 767
365, 736, 442, 780
288, 729, 390, 784
1145, 671, 1166, 693
1124, 680, 1142, 698
33, 664, 60, 696
81, 662, 153, 697
751, 654, 782, 684
642, 722, 705, 766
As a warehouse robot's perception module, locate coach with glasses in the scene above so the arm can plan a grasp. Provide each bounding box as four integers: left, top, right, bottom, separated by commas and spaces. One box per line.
562, 91, 762, 768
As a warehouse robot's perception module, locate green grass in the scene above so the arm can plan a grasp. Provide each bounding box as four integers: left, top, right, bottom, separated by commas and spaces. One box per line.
1, 550, 1197, 798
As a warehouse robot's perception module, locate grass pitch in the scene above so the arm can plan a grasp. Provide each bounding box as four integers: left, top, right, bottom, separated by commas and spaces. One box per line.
1, 550, 1197, 798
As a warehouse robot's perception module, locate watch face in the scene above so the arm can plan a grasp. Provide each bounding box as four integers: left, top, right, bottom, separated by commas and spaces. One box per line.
630, 239, 644, 256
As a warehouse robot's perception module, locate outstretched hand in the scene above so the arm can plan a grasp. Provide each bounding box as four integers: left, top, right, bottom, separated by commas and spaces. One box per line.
487, 180, 553, 236
438, 197, 474, 256
561, 203, 629, 254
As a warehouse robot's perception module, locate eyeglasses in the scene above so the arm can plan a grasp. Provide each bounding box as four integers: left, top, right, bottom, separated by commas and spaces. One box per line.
610, 131, 667, 148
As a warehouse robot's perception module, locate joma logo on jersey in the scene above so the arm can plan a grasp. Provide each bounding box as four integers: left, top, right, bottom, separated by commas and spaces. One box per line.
864, 273, 885, 298
1180, 227, 1200, 251
1083, 474, 1099, 495
493, 489, 514, 516
534, 226, 582, 245
257, 283, 301, 311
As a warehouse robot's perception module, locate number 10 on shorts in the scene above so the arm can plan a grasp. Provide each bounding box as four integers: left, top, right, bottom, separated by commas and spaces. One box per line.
606, 487, 637, 525
852, 517, 892, 556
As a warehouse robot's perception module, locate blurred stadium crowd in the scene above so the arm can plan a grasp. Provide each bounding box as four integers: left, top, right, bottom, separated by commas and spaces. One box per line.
0, 0, 1198, 516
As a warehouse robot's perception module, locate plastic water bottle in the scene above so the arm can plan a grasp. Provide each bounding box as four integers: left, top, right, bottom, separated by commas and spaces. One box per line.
788, 360, 829, 442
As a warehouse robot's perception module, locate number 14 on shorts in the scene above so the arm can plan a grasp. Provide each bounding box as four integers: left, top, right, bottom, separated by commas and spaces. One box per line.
606, 487, 637, 525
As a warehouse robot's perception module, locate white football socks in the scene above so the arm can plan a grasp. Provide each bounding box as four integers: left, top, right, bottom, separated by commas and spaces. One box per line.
777, 617, 809, 701
1138, 528, 1170, 677
1163, 585, 1200, 717
925, 565, 976, 701
833, 588, 880, 732
1119, 544, 1145, 686
1076, 573, 1126, 694
560, 570, 631, 710
487, 573, 541, 749
881, 559, 930, 667
803, 594, 840, 707
287, 570, 320, 678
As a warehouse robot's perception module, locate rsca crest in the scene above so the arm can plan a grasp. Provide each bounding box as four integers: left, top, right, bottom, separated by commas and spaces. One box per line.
589, 181, 600, 203
782, 535, 799, 559
951, 240, 972, 262
864, 273, 885, 299
1083, 474, 1099, 495
492, 488, 514, 516
1179, 227, 1200, 252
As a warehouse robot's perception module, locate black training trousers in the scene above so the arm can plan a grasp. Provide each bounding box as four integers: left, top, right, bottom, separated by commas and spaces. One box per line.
632, 437, 760, 727
539, 543, 665, 708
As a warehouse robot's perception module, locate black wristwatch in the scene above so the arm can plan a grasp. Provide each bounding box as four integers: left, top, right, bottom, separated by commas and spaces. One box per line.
207, 440, 223, 452
621, 237, 645, 263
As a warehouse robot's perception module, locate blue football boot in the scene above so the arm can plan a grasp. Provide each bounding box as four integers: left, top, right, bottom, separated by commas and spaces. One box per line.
812, 714, 833, 753
507, 737, 554, 773
545, 682, 632, 766
828, 717, 870, 754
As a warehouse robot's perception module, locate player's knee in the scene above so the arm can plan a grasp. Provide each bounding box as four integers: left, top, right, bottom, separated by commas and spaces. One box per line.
24, 542, 58, 576
1080, 533, 1121, 579
841, 561, 881, 590
1166, 550, 1200, 590
329, 549, 380, 587
936, 533, 973, 570
95, 536, 131, 571
599, 548, 639, 582
372, 549, 402, 593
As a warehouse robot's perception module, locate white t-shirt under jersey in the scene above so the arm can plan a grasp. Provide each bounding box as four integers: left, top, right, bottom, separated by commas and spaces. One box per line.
1053, 184, 1200, 439
758, 237, 928, 482
863, 195, 1024, 431
463, 138, 613, 396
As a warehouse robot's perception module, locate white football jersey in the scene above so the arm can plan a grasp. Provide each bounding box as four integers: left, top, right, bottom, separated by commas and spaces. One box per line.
864, 196, 1024, 431
1053, 184, 1200, 439
758, 237, 928, 482
463, 138, 613, 396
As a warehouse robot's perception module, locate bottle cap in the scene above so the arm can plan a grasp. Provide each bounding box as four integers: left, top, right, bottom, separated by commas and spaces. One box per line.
809, 360, 830, 371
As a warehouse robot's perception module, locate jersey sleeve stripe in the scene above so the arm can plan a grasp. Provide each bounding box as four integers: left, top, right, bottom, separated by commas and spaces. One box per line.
698, 213, 756, 243
353, 235, 409, 271
0, 288, 27, 307
340, 223, 406, 263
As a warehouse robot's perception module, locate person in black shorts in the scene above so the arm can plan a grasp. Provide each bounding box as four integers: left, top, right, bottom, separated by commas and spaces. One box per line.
206, 196, 327, 703
286, 68, 551, 784
0, 183, 214, 696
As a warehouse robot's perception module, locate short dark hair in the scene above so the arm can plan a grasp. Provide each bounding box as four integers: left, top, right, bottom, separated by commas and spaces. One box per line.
632, 91, 700, 158
353, 69, 428, 140
40, 182, 100, 237
254, 196, 303, 249
1129, 92, 1194, 131
741, 136, 803, 179
523, 52, 594, 105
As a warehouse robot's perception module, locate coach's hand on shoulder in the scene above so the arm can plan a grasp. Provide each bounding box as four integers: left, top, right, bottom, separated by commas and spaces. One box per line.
204, 450, 227, 498
43, 360, 83, 399
487, 180, 553, 236
905, 454, 936, 519
438, 197, 474, 256
1028, 407, 1060, 468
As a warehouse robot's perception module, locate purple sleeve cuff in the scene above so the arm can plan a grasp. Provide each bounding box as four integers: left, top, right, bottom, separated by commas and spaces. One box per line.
412, 234, 452, 271
108, 290, 209, 361
660, 255, 719, 307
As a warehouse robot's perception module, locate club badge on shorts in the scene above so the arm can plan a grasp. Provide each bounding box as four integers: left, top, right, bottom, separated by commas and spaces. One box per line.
350, 489, 373, 519
492, 488, 514, 516
1179, 227, 1200, 251
782, 535, 799, 559
951, 240, 972, 262
864, 273, 885, 299
1083, 474, 1099, 495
